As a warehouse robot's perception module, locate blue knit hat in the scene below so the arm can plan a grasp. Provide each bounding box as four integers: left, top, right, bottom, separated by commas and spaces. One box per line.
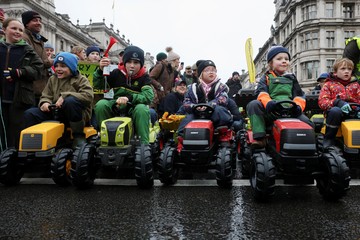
122, 45, 145, 67
266, 45, 291, 62
317, 72, 329, 82
54, 52, 78, 76
86, 45, 100, 57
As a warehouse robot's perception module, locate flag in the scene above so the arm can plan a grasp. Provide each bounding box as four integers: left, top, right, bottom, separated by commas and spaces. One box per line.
245, 38, 256, 83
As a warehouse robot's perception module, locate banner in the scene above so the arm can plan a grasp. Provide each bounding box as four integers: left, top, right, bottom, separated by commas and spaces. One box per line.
245, 38, 256, 83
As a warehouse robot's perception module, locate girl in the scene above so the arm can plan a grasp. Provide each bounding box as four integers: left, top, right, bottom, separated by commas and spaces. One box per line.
0, 18, 43, 151
246, 45, 313, 149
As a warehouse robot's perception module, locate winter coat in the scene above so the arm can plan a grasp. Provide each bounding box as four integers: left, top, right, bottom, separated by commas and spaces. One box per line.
318, 74, 360, 111
158, 91, 184, 117
181, 78, 229, 114
0, 39, 43, 106
23, 29, 52, 96
343, 36, 360, 78
226, 78, 242, 99
93, 65, 153, 106
256, 70, 306, 111
39, 73, 94, 122
149, 62, 175, 104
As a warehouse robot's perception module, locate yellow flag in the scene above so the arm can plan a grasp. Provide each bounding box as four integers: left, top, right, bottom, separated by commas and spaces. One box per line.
245, 38, 256, 83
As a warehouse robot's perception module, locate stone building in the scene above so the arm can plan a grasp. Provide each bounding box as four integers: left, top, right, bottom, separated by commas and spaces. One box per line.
243, 0, 360, 91
0, 0, 155, 67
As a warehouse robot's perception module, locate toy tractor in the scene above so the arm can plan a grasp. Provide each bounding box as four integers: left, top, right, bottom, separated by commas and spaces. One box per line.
157, 103, 239, 188
70, 103, 160, 189
240, 100, 350, 201
0, 104, 97, 186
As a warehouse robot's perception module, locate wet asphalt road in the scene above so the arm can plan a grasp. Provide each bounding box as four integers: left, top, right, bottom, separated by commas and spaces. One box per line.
1, 179, 360, 240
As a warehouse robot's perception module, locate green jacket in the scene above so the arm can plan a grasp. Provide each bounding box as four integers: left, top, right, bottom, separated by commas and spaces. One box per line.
93, 67, 154, 105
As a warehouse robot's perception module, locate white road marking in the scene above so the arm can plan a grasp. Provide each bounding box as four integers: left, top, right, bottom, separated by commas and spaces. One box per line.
17, 178, 360, 187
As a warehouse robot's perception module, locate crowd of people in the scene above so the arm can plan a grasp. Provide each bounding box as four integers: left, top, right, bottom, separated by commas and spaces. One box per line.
1, 8, 360, 154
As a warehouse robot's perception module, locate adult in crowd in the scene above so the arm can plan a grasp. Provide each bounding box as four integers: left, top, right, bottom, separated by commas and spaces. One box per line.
191, 63, 199, 84
313, 72, 329, 91
158, 78, 187, 117
0, 18, 43, 151
343, 36, 360, 78
226, 71, 242, 100
21, 10, 53, 105
181, 65, 196, 86
71, 46, 86, 61
86, 45, 101, 63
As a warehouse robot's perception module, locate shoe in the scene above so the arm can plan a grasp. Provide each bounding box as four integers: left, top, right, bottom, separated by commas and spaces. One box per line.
251, 138, 266, 149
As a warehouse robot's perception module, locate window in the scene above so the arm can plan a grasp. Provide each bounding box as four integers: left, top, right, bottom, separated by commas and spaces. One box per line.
325, 2, 334, 18
343, 3, 354, 18
302, 61, 319, 80
326, 31, 335, 48
302, 4, 317, 21
326, 59, 335, 72
301, 32, 319, 50
344, 31, 355, 41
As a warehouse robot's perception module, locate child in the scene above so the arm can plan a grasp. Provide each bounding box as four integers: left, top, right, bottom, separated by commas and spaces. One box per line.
93, 45, 154, 145
318, 57, 360, 150
177, 60, 233, 137
23, 52, 94, 148
246, 45, 313, 149
86, 45, 101, 63
0, 18, 43, 151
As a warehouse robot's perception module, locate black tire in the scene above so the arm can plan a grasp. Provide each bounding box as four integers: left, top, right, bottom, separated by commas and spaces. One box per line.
134, 144, 154, 189
215, 147, 233, 188
0, 148, 23, 186
316, 151, 350, 201
70, 143, 97, 189
250, 152, 276, 201
158, 146, 178, 185
51, 148, 73, 186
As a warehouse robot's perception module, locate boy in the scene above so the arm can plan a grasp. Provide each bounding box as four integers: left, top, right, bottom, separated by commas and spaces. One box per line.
24, 52, 94, 148
93, 45, 154, 144
318, 58, 360, 150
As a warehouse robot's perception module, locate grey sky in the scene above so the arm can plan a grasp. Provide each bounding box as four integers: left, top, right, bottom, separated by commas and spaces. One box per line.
54, 0, 275, 81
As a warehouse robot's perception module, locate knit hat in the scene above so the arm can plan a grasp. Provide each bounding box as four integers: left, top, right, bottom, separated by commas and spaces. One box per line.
53, 52, 78, 76
122, 45, 145, 67
317, 72, 329, 82
156, 52, 167, 61
175, 79, 187, 87
86, 45, 100, 57
191, 63, 197, 70
166, 47, 180, 62
266, 45, 291, 62
196, 60, 216, 76
22, 11, 42, 26
44, 43, 54, 50
232, 71, 240, 77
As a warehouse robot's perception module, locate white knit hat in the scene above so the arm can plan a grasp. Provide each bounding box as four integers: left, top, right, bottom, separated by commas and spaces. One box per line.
166, 47, 180, 61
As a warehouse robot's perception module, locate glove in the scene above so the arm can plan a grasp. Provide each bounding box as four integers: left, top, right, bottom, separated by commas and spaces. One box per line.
293, 105, 302, 117
265, 101, 277, 113
3, 68, 20, 81
340, 103, 352, 114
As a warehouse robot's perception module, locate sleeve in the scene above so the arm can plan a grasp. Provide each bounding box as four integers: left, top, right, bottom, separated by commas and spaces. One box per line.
182, 84, 196, 114
256, 75, 272, 108
208, 82, 229, 107
318, 82, 335, 110
19, 47, 44, 82
92, 68, 105, 90
290, 74, 306, 111
127, 77, 154, 105
149, 63, 163, 90
39, 77, 55, 107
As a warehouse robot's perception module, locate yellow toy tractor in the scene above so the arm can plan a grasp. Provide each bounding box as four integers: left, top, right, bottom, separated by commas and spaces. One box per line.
0, 105, 97, 186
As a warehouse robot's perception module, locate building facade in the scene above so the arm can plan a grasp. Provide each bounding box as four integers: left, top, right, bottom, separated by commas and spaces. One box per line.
248, 0, 360, 91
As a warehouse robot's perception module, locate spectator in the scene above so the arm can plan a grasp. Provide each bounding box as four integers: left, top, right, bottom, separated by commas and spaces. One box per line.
158, 78, 187, 117
191, 63, 199, 84
0, 18, 43, 151
21, 10, 53, 105
23, 52, 94, 149
118, 49, 124, 66
246, 45, 313, 149
318, 58, 360, 151
181, 65, 196, 86
93, 45, 154, 145
86, 45, 101, 63
44, 42, 55, 58
313, 72, 329, 91
226, 71, 242, 100
343, 36, 360, 78
71, 46, 86, 61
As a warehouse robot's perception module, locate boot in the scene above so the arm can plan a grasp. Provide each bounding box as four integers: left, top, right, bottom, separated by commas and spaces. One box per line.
323, 126, 338, 151
70, 120, 86, 149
